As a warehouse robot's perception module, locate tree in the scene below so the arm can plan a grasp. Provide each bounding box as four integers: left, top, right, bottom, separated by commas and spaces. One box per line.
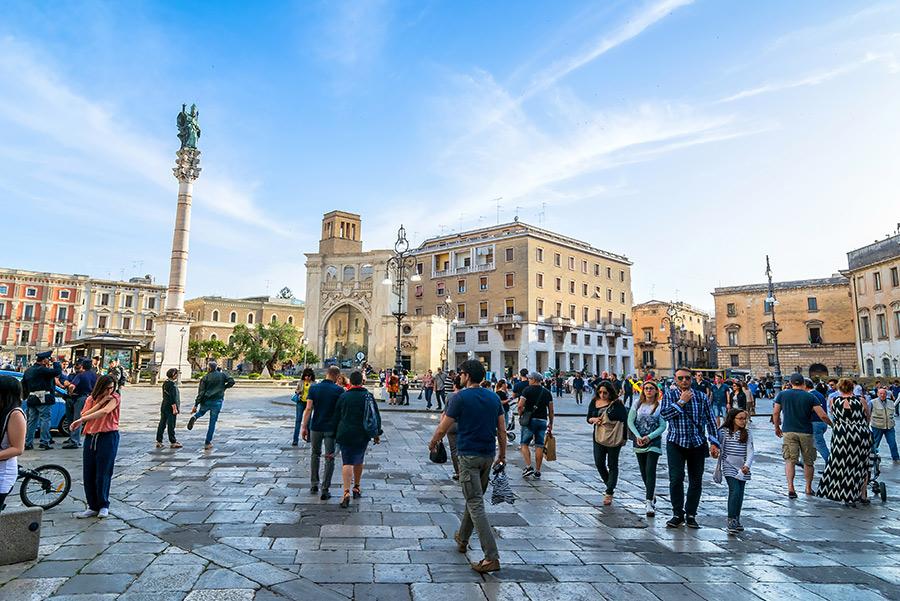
230, 322, 305, 374
187, 339, 233, 371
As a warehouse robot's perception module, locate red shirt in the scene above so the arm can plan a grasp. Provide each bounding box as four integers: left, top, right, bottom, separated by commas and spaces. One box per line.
82, 392, 121, 434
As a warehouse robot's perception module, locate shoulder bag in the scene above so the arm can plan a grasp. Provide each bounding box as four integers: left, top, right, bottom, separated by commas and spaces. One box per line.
593, 404, 626, 447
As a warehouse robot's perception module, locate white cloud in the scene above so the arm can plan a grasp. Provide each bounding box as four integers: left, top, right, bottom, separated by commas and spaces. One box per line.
317, 0, 391, 67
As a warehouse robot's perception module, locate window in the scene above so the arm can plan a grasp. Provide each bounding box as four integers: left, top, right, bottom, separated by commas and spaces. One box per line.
554, 253, 561, 267
248, 313, 254, 324
765, 330, 775, 345
479, 277, 488, 291
584, 333, 591, 345
478, 330, 489, 343
0, 285, 7, 295
146, 318, 154, 331
809, 327, 822, 344
98, 315, 108, 329
25, 287, 37, 298
457, 304, 466, 320
569, 281, 575, 294
122, 317, 132, 330
230, 311, 237, 323
59, 290, 70, 300
643, 328, 652, 342
620, 292, 626, 303
415, 284, 423, 298
568, 256, 575, 270
856, 275, 866, 295
892, 267, 899, 288
536, 273, 544, 288
415, 263, 423, 275
505, 273, 514, 288
569, 304, 576, 319
124, 295, 133, 308
570, 332, 577, 344
437, 282, 446, 296
807, 297, 818, 311
877, 314, 888, 339
537, 329, 546, 342
730, 354, 740, 367
606, 289, 612, 302
727, 330, 738, 346
54, 331, 64, 345
536, 299, 544, 317
596, 309, 602, 322
860, 315, 871, 340
20, 330, 29, 344
726, 303, 736, 317
581, 260, 588, 273
620, 312, 626, 325
504, 331, 516, 341
555, 278, 561, 292
874, 271, 882, 291
100, 293, 110, 306
619, 270, 625, 282
271, 314, 278, 323
505, 299, 515, 315
894, 309, 900, 337
593, 264, 600, 276
505, 248, 514, 261
456, 331, 466, 344
555, 302, 562, 317
642, 350, 654, 366
582, 307, 589, 322
414, 307, 423, 316
210, 333, 218, 341
212, 310, 219, 321
536, 248, 544, 262
622, 339, 628, 349
582, 283, 588, 296
608, 310, 613, 324
606, 267, 612, 279
458, 279, 466, 293
288, 315, 294, 325
767, 353, 776, 367
479, 301, 488, 318
57, 307, 67, 321
148, 297, 156, 310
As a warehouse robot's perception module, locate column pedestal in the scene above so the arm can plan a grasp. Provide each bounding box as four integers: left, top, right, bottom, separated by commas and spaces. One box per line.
156, 313, 192, 379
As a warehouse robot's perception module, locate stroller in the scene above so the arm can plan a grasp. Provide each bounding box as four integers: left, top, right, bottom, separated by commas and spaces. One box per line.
870, 450, 888, 502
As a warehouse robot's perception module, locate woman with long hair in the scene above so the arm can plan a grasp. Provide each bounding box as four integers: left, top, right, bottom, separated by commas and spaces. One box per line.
70, 375, 120, 518
627, 379, 666, 516
0, 376, 26, 512
587, 381, 628, 506
717, 409, 754, 533
292, 368, 315, 447
334, 370, 381, 508
727, 380, 747, 412
817, 378, 872, 506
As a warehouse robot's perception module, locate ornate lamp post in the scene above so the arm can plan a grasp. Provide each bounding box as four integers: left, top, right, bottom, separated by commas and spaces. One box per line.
438, 295, 458, 371
382, 225, 421, 375
765, 255, 783, 388
660, 301, 686, 376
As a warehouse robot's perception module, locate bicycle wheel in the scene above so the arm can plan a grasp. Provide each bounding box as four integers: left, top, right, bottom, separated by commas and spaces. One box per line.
19, 464, 71, 510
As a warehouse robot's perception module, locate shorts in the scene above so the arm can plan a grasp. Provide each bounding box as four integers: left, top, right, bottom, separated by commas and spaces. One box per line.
782, 432, 816, 465
520, 418, 548, 448
339, 444, 367, 465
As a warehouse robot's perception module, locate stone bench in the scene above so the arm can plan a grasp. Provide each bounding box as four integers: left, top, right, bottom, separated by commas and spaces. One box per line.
0, 506, 42, 565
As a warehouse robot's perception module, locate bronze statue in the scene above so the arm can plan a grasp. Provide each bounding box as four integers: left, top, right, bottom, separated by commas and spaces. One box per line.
177, 103, 201, 149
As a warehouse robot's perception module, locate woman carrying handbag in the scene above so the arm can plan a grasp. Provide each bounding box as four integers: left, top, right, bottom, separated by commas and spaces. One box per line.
587, 381, 628, 506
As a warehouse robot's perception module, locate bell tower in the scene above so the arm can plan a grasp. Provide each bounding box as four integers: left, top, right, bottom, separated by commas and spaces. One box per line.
319, 210, 363, 255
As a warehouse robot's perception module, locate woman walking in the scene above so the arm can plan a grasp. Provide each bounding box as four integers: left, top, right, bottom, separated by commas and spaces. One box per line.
156, 368, 182, 449
334, 371, 382, 508
292, 368, 315, 447
817, 378, 872, 506
70, 375, 120, 518
587, 381, 628, 506
717, 409, 754, 533
0, 376, 26, 512
627, 380, 666, 516
727, 380, 747, 412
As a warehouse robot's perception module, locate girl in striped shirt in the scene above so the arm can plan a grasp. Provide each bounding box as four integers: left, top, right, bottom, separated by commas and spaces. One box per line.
717, 409, 754, 534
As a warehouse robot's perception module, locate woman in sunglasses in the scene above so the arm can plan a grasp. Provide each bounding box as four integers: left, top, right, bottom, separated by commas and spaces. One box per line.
627, 380, 666, 516
587, 381, 628, 506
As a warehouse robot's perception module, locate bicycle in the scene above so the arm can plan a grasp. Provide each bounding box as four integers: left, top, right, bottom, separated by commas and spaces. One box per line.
16, 464, 71, 510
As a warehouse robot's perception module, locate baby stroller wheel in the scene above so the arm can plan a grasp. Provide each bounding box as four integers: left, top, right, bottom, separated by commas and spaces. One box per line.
879, 482, 887, 503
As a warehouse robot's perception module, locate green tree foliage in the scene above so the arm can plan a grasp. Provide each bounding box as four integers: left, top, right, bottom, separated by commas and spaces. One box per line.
187, 339, 233, 370
230, 322, 317, 374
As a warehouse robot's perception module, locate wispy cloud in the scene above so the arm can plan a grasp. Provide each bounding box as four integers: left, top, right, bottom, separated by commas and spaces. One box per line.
317, 0, 391, 67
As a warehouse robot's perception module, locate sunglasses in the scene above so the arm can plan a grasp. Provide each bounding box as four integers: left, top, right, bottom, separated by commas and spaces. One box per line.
675, 376, 692, 381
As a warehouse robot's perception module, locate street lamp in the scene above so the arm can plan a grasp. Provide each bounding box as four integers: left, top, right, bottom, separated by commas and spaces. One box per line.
383, 224, 420, 375
178, 326, 187, 383
660, 301, 686, 376
301, 336, 308, 372
438, 295, 457, 371
765, 255, 783, 388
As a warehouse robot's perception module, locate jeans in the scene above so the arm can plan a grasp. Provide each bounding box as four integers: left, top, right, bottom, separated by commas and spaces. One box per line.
447, 425, 460, 475
156, 410, 177, 444
292, 401, 306, 445
194, 399, 223, 444
636, 451, 660, 500
592, 442, 621, 495
310, 430, 336, 489
83, 431, 119, 511
400, 386, 410, 404
666, 442, 707, 518
25, 404, 51, 446
457, 455, 499, 561
725, 476, 746, 519
712, 402, 727, 418
67, 395, 87, 446
812, 421, 829, 463
424, 387, 434, 406
574, 389, 583, 403
872, 426, 900, 460
435, 390, 446, 410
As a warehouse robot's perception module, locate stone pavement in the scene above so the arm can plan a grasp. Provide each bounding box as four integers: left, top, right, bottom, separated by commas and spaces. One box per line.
1, 386, 899, 601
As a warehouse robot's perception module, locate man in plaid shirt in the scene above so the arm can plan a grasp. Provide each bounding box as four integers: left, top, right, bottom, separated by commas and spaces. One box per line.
660, 367, 720, 529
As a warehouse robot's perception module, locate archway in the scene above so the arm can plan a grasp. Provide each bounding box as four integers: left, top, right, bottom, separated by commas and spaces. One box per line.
808, 363, 828, 378
323, 304, 369, 366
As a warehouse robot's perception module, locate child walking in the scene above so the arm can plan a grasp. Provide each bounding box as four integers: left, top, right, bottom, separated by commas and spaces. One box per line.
156, 368, 182, 449
717, 409, 754, 534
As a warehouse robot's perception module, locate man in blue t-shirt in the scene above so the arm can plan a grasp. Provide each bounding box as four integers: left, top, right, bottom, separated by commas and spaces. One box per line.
429, 359, 506, 574
773, 373, 832, 498
805, 378, 830, 463
708, 375, 730, 426
62, 359, 97, 449
301, 366, 344, 500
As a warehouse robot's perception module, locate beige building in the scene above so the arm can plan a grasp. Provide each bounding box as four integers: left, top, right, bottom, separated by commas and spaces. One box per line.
82, 275, 166, 352
633, 300, 711, 377
844, 231, 900, 377
410, 220, 634, 377
713, 276, 857, 378
185, 293, 305, 353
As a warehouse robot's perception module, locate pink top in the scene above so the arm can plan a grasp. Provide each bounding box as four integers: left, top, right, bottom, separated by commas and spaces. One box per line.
82, 392, 121, 434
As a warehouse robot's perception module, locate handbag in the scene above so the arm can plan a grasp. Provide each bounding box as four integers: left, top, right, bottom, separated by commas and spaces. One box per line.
593, 406, 626, 447
291, 392, 301, 403
429, 441, 448, 464
712, 454, 723, 484
544, 432, 557, 461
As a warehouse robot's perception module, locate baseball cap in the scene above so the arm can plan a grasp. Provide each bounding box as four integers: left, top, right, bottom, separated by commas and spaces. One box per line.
789, 373, 805, 385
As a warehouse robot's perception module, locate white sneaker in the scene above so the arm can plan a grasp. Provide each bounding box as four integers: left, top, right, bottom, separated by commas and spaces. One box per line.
97, 508, 109, 518
646, 499, 656, 516
76, 509, 98, 519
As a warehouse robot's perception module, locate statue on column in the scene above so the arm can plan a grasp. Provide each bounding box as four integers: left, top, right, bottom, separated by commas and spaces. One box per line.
177, 103, 201, 149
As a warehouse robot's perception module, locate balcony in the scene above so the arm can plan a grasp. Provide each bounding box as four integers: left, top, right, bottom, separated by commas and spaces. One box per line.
550, 317, 576, 331
494, 313, 523, 329
432, 262, 494, 279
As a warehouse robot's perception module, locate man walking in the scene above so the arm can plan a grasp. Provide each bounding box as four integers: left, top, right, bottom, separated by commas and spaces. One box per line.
429, 359, 506, 574
301, 366, 343, 500
772, 373, 831, 498
870, 387, 899, 461
518, 372, 553, 479
433, 368, 447, 411
709, 374, 729, 427
62, 359, 97, 449
660, 367, 720, 529
187, 361, 235, 450
806, 378, 830, 463
22, 351, 62, 450
572, 372, 585, 405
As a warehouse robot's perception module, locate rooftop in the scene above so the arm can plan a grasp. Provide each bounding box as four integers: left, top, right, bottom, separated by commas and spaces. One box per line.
846, 231, 900, 271
633, 299, 709, 317
713, 275, 847, 295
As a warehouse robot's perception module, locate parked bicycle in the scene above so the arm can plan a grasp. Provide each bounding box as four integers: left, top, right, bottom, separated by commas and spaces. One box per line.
15, 464, 71, 510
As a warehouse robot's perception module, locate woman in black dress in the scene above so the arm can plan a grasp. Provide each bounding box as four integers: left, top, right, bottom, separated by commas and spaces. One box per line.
817, 378, 872, 506
727, 381, 747, 411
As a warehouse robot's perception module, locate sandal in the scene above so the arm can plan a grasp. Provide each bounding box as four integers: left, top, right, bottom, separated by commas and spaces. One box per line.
603, 494, 613, 506
340, 490, 351, 509
155, 442, 163, 448
352, 486, 361, 499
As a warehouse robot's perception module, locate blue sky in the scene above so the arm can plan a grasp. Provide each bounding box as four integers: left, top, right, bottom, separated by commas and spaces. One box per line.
1, 0, 899, 311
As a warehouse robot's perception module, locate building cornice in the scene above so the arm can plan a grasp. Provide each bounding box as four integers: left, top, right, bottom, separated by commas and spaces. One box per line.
712, 276, 848, 295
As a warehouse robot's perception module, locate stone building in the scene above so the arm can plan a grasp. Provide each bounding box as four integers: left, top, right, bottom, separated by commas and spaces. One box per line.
410, 220, 634, 377
81, 275, 166, 354
633, 300, 711, 377
843, 231, 900, 377
713, 276, 857, 378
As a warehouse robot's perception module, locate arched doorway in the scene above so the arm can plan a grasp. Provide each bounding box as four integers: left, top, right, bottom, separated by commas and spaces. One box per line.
882, 357, 892, 377
323, 304, 368, 366
808, 363, 828, 378
866, 358, 875, 377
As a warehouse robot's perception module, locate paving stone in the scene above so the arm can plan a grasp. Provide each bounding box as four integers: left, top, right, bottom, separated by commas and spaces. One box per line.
521, 582, 602, 601
117, 594, 188, 601
55, 574, 136, 595
0, 577, 67, 600
47, 594, 119, 601
43, 545, 108, 561
126, 563, 204, 592
272, 577, 351, 601
686, 583, 767, 601
300, 563, 374, 583
81, 552, 155, 574
411, 583, 487, 601
20, 559, 88, 578
194, 568, 259, 589
799, 583, 895, 601
644, 583, 707, 601
350, 550, 410, 564
295, 549, 348, 563
592, 583, 660, 601
231, 562, 295, 586
544, 564, 618, 582
183, 590, 254, 601
192, 544, 256, 568
373, 564, 430, 583
479, 582, 529, 601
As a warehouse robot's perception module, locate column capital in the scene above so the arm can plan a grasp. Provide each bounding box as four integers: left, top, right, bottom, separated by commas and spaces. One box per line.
173, 148, 202, 182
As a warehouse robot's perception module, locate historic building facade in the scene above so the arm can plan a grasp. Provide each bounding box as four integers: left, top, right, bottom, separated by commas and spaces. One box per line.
410, 220, 634, 377
844, 231, 900, 378
184, 294, 305, 345
713, 276, 858, 378
632, 300, 711, 377
82, 275, 166, 351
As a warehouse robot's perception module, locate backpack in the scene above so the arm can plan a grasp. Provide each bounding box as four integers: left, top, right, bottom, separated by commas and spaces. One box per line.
117, 367, 127, 387
363, 392, 380, 438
